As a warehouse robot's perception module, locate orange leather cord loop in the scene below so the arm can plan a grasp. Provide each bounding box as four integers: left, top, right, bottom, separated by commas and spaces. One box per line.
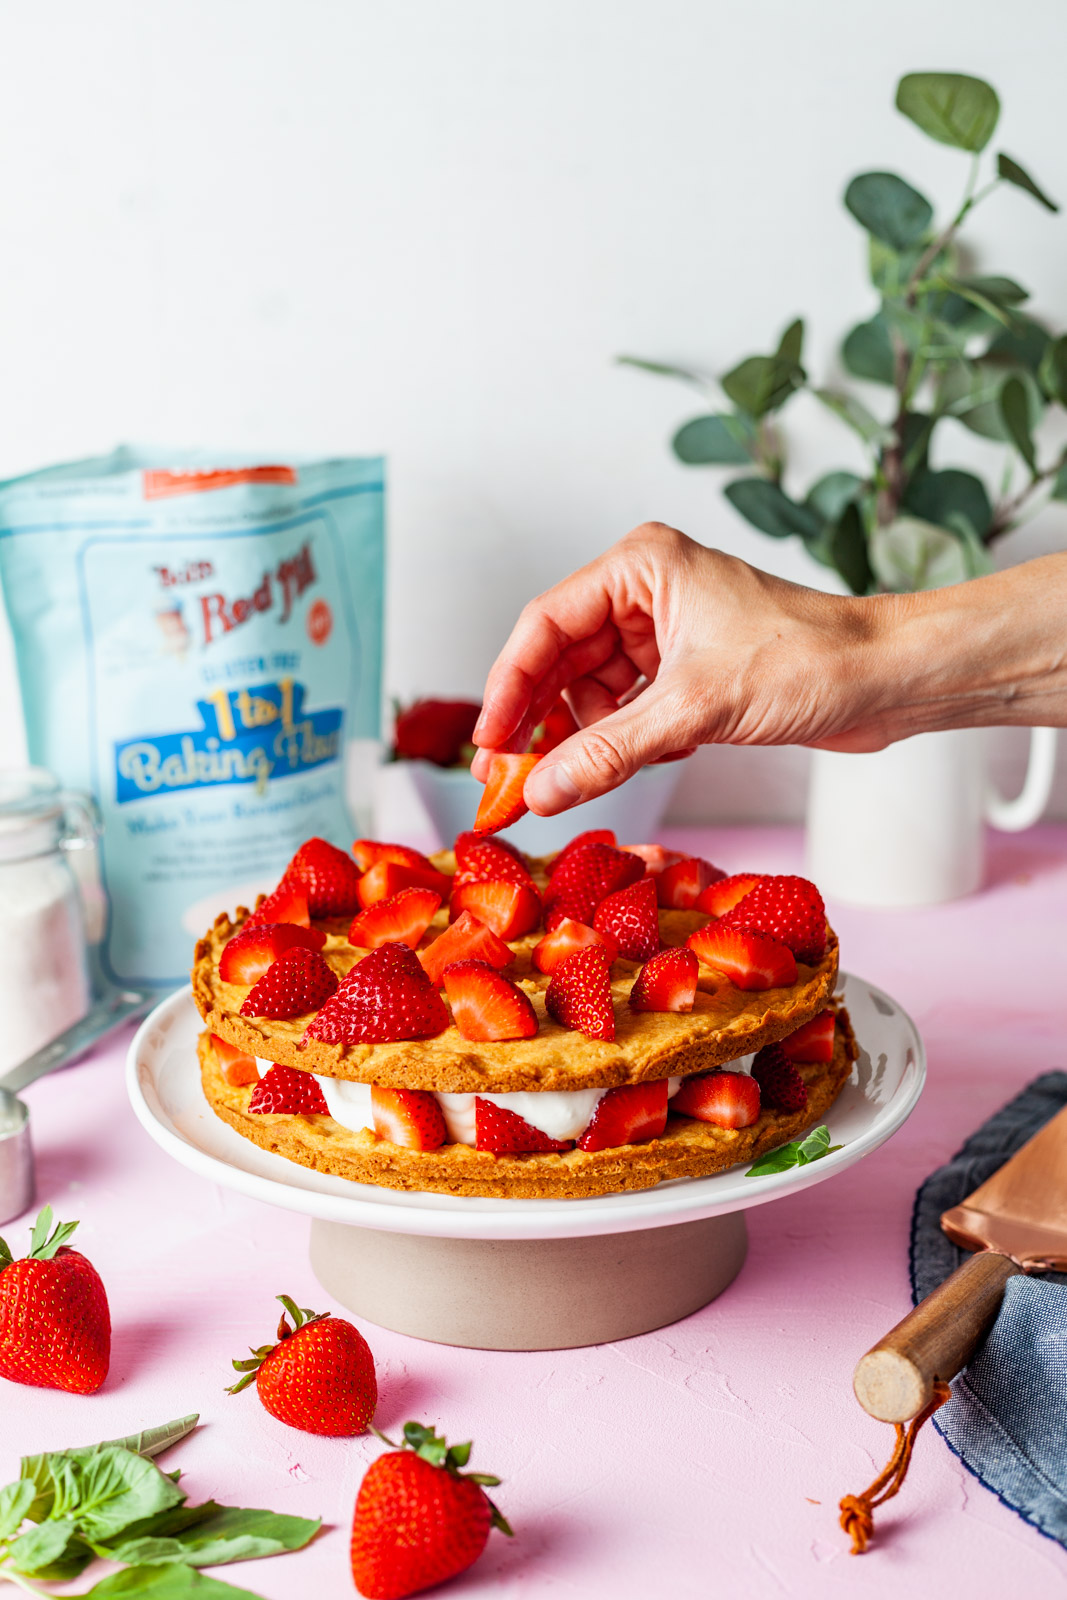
839, 1379, 952, 1554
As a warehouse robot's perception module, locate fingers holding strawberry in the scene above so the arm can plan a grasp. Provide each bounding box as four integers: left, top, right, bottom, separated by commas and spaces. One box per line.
0, 1205, 110, 1394
228, 1293, 377, 1437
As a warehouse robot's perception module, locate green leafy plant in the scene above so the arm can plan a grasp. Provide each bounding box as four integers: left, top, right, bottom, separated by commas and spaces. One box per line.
746, 1124, 842, 1177
622, 71, 1066, 594
0, 1415, 319, 1598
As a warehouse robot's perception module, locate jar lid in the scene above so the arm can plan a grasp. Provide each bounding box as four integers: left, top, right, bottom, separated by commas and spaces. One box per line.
0, 768, 65, 861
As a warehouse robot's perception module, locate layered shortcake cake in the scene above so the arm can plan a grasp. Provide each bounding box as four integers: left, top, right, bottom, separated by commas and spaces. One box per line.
193, 820, 855, 1200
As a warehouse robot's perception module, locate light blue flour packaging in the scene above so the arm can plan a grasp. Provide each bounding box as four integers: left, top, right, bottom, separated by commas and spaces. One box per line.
0, 450, 384, 987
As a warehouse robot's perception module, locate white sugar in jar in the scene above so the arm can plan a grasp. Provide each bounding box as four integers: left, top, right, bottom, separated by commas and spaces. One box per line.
0, 770, 97, 1075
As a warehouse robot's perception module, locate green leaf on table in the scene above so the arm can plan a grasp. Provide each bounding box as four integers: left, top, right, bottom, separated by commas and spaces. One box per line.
0, 1478, 35, 1539
103, 1505, 321, 1569
813, 388, 895, 447
870, 516, 974, 592
24, 1446, 186, 1545
1038, 334, 1067, 406
829, 502, 874, 595
616, 355, 705, 385
723, 478, 821, 539
746, 1124, 842, 1177
895, 72, 1000, 152
671, 413, 753, 465
997, 152, 1059, 213
844, 171, 933, 251
904, 468, 993, 539
83, 1564, 265, 1599
8, 1517, 88, 1578
842, 313, 895, 384
805, 471, 864, 525
999, 375, 1037, 471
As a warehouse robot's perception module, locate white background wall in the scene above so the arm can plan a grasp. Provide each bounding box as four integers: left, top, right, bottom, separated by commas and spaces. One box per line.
0, 0, 1064, 822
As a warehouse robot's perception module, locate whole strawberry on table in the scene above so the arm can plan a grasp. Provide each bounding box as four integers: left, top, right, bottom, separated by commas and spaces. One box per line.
228, 1292, 378, 1436
0, 1204, 110, 1394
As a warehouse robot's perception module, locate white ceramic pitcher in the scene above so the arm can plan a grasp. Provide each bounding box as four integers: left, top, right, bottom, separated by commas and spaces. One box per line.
805, 726, 1058, 907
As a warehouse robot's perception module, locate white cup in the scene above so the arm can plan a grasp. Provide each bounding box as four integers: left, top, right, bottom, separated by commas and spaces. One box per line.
805, 726, 1058, 907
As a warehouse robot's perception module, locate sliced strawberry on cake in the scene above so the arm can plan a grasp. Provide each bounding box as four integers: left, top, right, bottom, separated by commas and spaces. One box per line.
655, 856, 726, 910
751, 1041, 808, 1111
283, 837, 365, 917
449, 879, 542, 940
248, 1063, 329, 1115
212, 1033, 260, 1087
454, 830, 527, 866
577, 1081, 668, 1152
371, 1087, 447, 1150
620, 843, 687, 874
245, 881, 312, 929
219, 922, 327, 986
544, 946, 615, 1041
686, 923, 797, 991
628, 947, 699, 1012
352, 839, 442, 873
474, 1099, 572, 1153
304, 944, 450, 1046
672, 1070, 761, 1128
544, 842, 644, 928
349, 887, 442, 950
451, 839, 536, 891
531, 918, 617, 975
442, 961, 538, 1041
356, 859, 452, 908
419, 911, 514, 986
720, 875, 827, 963
694, 872, 762, 917
474, 752, 540, 835
545, 829, 618, 876
240, 947, 339, 1019
593, 875, 659, 962
781, 1008, 836, 1063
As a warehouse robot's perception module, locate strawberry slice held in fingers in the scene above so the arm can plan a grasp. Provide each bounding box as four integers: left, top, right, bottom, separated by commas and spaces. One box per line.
371, 1086, 447, 1151
248, 1064, 330, 1115
284, 837, 365, 917
672, 1070, 761, 1128
721, 874, 827, 963
473, 752, 540, 835
352, 839, 441, 873
449, 878, 542, 940
687, 923, 797, 990
694, 872, 763, 918
751, 1041, 808, 1111
593, 875, 660, 962
629, 947, 699, 1012
240, 947, 339, 1020
545, 946, 615, 1040
531, 918, 617, 975
418, 911, 513, 987
781, 1008, 836, 1064
577, 1080, 668, 1152
245, 880, 312, 929
442, 960, 538, 1041
546, 828, 618, 877
211, 1034, 261, 1087
474, 1099, 572, 1153
356, 859, 452, 909
349, 887, 442, 950
219, 921, 327, 985
656, 856, 726, 910
304, 944, 451, 1046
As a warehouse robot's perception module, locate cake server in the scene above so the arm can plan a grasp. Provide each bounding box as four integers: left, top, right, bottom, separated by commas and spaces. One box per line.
852, 1102, 1067, 1422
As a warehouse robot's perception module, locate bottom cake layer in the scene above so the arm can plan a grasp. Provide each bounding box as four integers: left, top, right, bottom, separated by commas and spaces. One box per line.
198, 1009, 857, 1200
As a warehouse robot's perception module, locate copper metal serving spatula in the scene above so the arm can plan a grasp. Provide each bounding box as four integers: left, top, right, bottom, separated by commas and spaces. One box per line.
853, 1103, 1067, 1423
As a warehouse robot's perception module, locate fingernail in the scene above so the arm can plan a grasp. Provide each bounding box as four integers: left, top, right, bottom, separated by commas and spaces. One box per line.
526, 762, 580, 816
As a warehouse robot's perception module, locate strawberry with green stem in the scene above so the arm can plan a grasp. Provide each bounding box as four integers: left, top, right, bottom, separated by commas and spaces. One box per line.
0, 1205, 110, 1394
228, 1293, 377, 1437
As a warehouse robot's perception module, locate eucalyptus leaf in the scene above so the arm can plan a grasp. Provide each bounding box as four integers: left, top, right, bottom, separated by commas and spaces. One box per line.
103, 1506, 320, 1569
805, 471, 864, 524
895, 72, 1000, 152
1038, 335, 1067, 406
842, 313, 895, 384
868, 236, 942, 296
672, 414, 752, 465
986, 317, 1051, 373
0, 1478, 35, 1539
616, 355, 705, 385
723, 478, 821, 539
830, 502, 874, 595
999, 375, 1037, 471
844, 171, 933, 251
944, 514, 996, 577
720, 353, 804, 418
899, 412, 934, 475
904, 468, 993, 538
997, 153, 1059, 213
1050, 457, 1067, 502
776, 318, 805, 365
813, 388, 895, 447
84, 1564, 264, 1599
870, 516, 973, 592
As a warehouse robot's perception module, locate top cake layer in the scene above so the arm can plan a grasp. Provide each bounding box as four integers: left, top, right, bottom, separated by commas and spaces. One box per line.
193, 848, 839, 1093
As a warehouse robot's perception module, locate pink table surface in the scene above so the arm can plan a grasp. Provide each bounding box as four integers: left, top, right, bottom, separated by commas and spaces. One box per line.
3, 825, 1067, 1600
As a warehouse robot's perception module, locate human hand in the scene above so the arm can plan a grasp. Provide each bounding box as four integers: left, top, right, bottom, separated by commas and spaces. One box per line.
471, 523, 894, 816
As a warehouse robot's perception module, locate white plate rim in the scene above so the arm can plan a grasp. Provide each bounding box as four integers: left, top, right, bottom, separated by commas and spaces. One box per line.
126, 973, 925, 1241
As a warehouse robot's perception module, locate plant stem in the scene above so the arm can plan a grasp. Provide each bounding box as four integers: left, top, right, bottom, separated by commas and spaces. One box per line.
987, 461, 1059, 540
0, 1563, 51, 1596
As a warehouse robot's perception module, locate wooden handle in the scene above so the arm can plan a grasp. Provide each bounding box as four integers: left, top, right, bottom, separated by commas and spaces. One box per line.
853, 1252, 1020, 1422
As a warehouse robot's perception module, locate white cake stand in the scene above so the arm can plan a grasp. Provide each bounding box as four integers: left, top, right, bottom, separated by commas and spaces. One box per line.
127, 973, 924, 1350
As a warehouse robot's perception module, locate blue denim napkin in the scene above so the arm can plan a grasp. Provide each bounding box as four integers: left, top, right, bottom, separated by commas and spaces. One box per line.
910, 1070, 1067, 1548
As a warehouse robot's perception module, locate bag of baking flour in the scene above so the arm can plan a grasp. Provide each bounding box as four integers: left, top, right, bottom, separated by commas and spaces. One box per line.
0, 449, 384, 987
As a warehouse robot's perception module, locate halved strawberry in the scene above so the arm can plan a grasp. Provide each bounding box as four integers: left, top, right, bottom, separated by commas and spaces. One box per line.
544, 946, 615, 1041
418, 911, 513, 987
219, 922, 327, 985
442, 961, 538, 1041
721, 875, 827, 963
628, 947, 699, 1012
245, 881, 312, 929
593, 876, 660, 962
781, 1009, 836, 1064
283, 837, 365, 917
546, 829, 618, 877
240, 947, 339, 1019
352, 839, 441, 874
371, 1086, 447, 1150
687, 923, 797, 990
356, 860, 452, 909
454, 830, 526, 866
248, 1063, 329, 1115
576, 1081, 668, 1152
451, 839, 536, 891
531, 918, 617, 975
474, 1099, 572, 1153
349, 887, 442, 950
694, 872, 763, 917
620, 843, 688, 874
656, 856, 726, 910
544, 843, 645, 926
473, 753, 540, 835
449, 880, 542, 941
751, 1042, 808, 1111
672, 1070, 760, 1128
211, 1033, 261, 1087
304, 944, 450, 1046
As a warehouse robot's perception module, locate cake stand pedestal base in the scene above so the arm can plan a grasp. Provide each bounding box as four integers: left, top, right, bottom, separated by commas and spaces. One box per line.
309, 1210, 748, 1350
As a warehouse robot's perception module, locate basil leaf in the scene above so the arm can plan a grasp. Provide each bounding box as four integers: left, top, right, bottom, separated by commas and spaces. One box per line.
8, 1517, 80, 1575
92, 1417, 200, 1463
0, 1478, 35, 1539
745, 1144, 801, 1177
747, 1125, 842, 1177
103, 1506, 320, 1568
83, 1565, 265, 1598
796, 1126, 842, 1162
44, 1446, 185, 1543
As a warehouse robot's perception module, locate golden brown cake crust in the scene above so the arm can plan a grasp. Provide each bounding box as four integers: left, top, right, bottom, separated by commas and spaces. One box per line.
197, 1008, 857, 1201
192, 875, 840, 1094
